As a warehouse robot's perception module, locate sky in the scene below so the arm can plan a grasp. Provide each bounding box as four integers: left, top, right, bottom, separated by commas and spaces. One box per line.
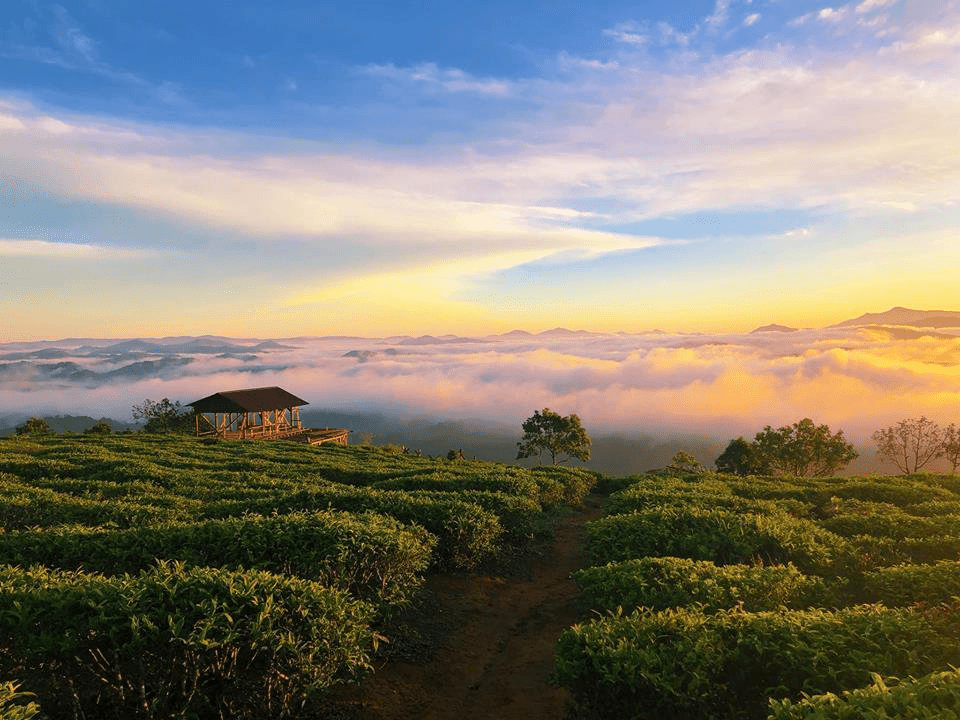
2, 0, 959, 341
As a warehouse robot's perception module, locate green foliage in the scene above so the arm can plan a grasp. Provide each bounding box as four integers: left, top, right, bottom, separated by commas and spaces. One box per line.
516, 408, 591, 465
752, 418, 858, 477
573, 557, 834, 614
0, 682, 39, 720
0, 511, 435, 609
768, 669, 960, 720
13, 418, 51, 437
715, 437, 764, 475
131, 397, 193, 434
0, 562, 375, 720
664, 450, 706, 476
855, 561, 960, 606
83, 419, 112, 435
586, 506, 851, 575
553, 604, 960, 720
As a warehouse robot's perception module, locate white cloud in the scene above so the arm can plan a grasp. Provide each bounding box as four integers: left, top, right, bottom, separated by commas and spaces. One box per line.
0, 239, 155, 259
744, 13, 761, 27
856, 0, 898, 12
602, 21, 649, 46
363, 62, 513, 96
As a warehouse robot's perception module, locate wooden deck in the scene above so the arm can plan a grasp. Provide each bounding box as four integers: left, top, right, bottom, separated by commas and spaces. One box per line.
198, 427, 349, 445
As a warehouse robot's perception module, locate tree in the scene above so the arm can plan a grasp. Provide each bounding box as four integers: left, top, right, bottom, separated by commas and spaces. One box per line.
15, 417, 52, 436
942, 424, 960, 473
84, 419, 112, 435
516, 408, 591, 465
131, 398, 193, 434
751, 418, 857, 477
715, 437, 766, 475
665, 450, 706, 476
873, 417, 944, 474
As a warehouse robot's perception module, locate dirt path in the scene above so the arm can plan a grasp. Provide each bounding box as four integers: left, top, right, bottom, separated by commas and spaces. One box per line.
339, 494, 604, 720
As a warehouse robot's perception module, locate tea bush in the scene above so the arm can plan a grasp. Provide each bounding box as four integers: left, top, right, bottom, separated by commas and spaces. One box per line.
768, 669, 960, 720
0, 563, 375, 719
573, 557, 834, 614
554, 604, 960, 720
0, 510, 435, 608
585, 507, 851, 575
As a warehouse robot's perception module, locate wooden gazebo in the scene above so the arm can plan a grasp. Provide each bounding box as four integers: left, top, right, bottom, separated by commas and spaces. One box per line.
187, 386, 348, 445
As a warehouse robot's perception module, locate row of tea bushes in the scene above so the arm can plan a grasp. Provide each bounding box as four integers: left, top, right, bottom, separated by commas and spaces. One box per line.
554, 604, 960, 720
200, 486, 503, 570
585, 506, 850, 575
573, 557, 833, 614
574, 556, 960, 614
556, 471, 960, 720
768, 669, 960, 720
0, 510, 434, 609
0, 563, 375, 720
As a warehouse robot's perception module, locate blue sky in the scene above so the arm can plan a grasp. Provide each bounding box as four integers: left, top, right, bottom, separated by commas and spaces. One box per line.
2, 0, 959, 339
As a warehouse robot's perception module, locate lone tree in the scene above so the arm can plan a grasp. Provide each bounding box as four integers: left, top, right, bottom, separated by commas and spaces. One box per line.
15, 417, 52, 436
131, 398, 193, 434
873, 416, 944, 474
752, 418, 857, 477
665, 450, 706, 476
516, 408, 591, 465
717, 419, 857, 477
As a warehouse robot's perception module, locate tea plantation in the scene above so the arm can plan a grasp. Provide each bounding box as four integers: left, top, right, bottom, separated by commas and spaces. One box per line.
556, 472, 960, 720
0, 434, 592, 719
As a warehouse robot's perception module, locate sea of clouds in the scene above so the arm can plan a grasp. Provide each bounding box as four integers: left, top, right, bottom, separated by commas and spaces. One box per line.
3, 323, 960, 474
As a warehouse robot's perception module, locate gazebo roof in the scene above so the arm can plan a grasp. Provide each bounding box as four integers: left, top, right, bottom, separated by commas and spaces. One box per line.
187, 386, 308, 413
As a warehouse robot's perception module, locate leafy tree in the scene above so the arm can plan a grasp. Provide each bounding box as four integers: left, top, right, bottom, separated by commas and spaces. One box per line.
131, 398, 193, 434
665, 450, 706, 476
752, 418, 857, 477
873, 416, 944, 474
14, 417, 52, 436
516, 408, 591, 465
715, 437, 765, 475
84, 419, 113, 435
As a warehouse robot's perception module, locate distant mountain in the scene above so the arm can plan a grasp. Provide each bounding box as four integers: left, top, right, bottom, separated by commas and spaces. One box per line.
750, 324, 797, 333
831, 307, 960, 328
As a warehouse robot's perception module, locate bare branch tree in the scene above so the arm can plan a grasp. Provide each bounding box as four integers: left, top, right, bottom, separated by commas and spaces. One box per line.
872, 416, 944, 474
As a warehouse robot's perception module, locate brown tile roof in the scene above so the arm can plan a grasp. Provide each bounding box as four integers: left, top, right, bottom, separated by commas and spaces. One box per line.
187, 386, 308, 413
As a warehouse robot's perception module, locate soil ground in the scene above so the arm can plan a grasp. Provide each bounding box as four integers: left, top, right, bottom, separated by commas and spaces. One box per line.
331, 493, 604, 720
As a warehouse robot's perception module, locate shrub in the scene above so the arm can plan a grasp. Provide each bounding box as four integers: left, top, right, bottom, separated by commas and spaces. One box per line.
573, 557, 834, 614
201, 487, 502, 571
554, 604, 960, 720
768, 668, 960, 720
0, 511, 435, 609
0, 563, 375, 720
585, 507, 851, 575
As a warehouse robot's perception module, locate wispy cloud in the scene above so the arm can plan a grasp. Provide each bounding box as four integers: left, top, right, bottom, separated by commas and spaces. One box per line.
0, 239, 156, 259
363, 62, 514, 96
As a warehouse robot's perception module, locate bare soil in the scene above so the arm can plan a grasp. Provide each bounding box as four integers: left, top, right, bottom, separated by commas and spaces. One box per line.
332, 494, 604, 720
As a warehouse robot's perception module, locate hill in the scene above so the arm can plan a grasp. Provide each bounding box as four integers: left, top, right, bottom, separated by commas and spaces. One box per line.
830, 306, 960, 328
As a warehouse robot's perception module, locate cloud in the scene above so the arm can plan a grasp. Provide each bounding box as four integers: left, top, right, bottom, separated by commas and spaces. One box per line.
4, 325, 960, 445
856, 0, 898, 12
744, 13, 761, 27
0, 239, 155, 259
363, 62, 514, 96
